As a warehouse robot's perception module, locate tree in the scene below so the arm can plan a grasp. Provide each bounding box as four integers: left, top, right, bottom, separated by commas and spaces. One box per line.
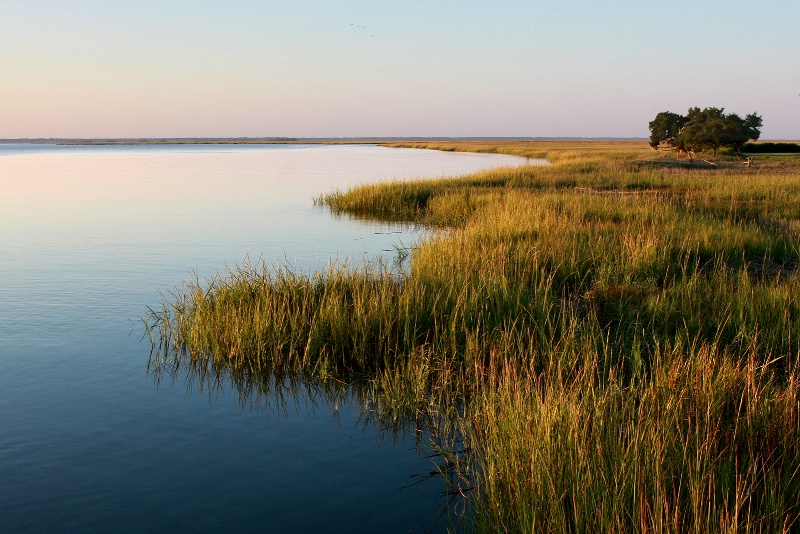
649, 107, 762, 156
648, 111, 688, 150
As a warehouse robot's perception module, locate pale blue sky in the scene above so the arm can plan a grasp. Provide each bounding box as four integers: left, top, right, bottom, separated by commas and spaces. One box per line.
2, 1, 798, 138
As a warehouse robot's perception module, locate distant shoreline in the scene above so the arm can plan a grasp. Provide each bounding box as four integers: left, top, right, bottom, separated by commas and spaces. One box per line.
0, 136, 648, 146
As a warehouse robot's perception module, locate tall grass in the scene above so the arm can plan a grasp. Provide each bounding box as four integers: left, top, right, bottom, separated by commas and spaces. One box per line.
147, 141, 800, 532
469, 344, 800, 532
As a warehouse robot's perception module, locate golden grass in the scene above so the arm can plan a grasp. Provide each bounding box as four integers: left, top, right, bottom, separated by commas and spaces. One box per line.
148, 140, 800, 532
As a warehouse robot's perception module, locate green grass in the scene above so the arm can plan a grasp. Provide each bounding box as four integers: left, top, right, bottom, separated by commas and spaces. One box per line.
147, 141, 800, 532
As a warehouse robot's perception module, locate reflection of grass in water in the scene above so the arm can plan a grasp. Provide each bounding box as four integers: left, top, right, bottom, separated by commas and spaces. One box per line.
145, 261, 473, 529
147, 141, 800, 532
148, 294, 448, 436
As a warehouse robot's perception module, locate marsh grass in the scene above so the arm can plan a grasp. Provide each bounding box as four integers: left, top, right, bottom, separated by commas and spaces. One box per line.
148, 141, 800, 532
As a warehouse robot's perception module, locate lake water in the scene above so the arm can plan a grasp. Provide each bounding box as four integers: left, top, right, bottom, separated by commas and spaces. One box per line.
0, 143, 535, 532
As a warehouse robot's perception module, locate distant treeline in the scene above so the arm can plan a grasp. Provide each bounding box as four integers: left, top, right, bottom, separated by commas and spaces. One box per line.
743, 142, 800, 153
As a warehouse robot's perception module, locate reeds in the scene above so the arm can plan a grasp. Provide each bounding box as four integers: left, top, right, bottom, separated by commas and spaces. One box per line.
147, 141, 800, 532
468, 343, 800, 532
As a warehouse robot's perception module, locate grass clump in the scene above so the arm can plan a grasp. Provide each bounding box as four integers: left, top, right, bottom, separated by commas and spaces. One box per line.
148, 141, 800, 532
470, 345, 800, 533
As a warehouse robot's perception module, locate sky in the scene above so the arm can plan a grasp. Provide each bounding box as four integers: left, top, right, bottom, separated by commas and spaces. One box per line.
1, 0, 798, 139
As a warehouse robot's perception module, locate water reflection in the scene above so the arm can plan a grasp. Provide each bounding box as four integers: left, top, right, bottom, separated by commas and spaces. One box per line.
148, 338, 473, 530
1, 143, 524, 531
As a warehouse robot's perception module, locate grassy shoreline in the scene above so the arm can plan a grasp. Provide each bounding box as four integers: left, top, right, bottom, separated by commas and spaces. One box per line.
148, 141, 800, 532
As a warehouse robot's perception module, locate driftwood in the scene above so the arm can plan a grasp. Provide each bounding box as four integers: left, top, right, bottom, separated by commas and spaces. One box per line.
574, 187, 662, 196
688, 150, 717, 166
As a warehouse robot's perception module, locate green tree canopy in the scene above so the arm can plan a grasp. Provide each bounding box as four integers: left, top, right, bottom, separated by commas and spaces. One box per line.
649, 107, 762, 156
648, 111, 688, 149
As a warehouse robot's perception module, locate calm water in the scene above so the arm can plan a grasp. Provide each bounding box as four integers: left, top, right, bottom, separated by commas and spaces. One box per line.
0, 143, 535, 531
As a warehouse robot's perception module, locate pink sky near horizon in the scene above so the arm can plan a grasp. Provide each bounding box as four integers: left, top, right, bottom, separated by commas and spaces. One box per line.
2, 1, 799, 140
